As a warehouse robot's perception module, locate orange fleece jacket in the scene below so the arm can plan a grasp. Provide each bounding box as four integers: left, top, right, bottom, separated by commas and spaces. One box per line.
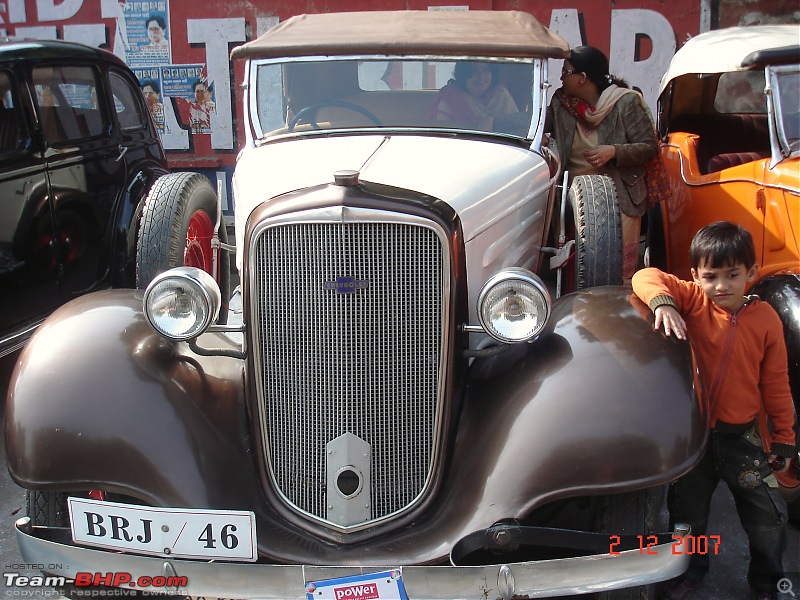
632, 268, 796, 457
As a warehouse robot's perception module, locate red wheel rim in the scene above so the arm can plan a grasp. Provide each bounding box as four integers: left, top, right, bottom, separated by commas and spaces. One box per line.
184, 210, 215, 275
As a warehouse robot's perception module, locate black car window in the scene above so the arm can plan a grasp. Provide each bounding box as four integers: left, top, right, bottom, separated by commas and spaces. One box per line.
109, 71, 146, 131
0, 71, 22, 155
32, 65, 106, 145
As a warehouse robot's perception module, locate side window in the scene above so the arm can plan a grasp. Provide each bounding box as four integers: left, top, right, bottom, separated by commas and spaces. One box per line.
109, 71, 147, 131
0, 70, 23, 155
32, 65, 107, 145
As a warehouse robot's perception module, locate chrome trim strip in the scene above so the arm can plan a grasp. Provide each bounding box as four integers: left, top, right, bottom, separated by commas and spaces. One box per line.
0, 320, 44, 358
663, 142, 800, 195
16, 518, 691, 599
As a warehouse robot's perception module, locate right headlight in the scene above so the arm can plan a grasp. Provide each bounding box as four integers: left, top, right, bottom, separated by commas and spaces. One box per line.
143, 266, 221, 341
477, 268, 551, 343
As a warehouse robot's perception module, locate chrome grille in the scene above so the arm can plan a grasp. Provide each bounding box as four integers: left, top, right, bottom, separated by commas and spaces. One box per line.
251, 216, 447, 529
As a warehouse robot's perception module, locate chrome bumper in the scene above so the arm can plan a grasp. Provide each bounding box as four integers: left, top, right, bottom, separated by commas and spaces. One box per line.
16, 518, 690, 599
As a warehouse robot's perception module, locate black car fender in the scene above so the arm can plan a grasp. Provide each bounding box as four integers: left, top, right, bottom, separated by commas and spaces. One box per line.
751, 273, 800, 406
111, 165, 170, 287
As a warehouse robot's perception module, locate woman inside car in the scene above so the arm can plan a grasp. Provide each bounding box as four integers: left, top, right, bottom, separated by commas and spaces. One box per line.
430, 61, 518, 131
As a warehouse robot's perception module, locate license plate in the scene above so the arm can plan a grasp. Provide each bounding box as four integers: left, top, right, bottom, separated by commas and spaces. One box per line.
68, 497, 257, 561
305, 570, 408, 600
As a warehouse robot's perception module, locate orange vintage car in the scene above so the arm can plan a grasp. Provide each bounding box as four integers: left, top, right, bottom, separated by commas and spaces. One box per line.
650, 24, 800, 519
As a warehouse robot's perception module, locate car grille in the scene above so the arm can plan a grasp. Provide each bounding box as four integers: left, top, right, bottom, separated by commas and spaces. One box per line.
251, 215, 448, 529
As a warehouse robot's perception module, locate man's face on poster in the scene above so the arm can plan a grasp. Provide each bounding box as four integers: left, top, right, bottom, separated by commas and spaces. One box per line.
147, 20, 165, 44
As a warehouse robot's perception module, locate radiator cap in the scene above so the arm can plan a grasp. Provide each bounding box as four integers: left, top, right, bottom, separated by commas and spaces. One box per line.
333, 170, 359, 186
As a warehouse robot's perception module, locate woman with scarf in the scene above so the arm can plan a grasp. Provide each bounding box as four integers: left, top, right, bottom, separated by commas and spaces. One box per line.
546, 46, 658, 279
430, 62, 519, 131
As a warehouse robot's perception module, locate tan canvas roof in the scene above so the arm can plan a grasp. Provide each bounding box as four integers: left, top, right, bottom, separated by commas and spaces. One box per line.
230, 11, 569, 61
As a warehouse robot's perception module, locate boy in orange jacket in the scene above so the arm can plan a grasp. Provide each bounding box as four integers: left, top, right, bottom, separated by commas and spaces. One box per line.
632, 221, 796, 600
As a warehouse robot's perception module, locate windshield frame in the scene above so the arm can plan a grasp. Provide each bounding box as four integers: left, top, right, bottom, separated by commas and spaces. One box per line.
246, 54, 546, 147
769, 64, 800, 160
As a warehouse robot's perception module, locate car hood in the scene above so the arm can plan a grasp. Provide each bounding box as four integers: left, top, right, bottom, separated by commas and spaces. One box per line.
232, 134, 552, 271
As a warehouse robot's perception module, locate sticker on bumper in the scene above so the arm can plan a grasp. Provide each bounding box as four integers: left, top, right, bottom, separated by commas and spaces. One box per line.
305, 569, 408, 600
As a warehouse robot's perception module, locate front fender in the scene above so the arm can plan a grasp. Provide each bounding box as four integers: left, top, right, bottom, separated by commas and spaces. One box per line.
455, 286, 703, 516
4, 289, 259, 510
5, 286, 703, 565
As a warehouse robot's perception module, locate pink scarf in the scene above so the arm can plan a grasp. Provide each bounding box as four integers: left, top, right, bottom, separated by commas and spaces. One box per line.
556, 85, 637, 136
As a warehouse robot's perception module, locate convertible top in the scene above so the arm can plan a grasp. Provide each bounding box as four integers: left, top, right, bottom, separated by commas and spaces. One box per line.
658, 24, 800, 96
230, 10, 570, 61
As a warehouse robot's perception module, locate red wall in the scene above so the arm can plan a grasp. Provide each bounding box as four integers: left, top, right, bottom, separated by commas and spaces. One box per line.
1, 0, 795, 210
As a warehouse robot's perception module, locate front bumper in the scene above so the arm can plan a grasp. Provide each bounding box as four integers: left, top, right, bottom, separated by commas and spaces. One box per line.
17, 518, 691, 599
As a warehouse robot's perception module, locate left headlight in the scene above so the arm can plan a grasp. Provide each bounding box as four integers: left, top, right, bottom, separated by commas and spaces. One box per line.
478, 268, 551, 343
143, 266, 221, 341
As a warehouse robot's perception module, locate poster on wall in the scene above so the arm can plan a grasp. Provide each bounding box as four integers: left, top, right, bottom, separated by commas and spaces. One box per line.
133, 68, 166, 133
120, 1, 172, 67
162, 64, 216, 134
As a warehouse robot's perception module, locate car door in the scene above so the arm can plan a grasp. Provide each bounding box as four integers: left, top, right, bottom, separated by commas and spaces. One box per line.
31, 63, 125, 304
0, 67, 58, 356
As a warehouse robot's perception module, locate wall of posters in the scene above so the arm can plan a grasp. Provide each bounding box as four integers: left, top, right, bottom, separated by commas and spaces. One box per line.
0, 0, 796, 211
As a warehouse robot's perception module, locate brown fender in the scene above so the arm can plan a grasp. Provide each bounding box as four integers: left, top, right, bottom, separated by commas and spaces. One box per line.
4, 289, 260, 511
4, 286, 703, 565
448, 286, 704, 518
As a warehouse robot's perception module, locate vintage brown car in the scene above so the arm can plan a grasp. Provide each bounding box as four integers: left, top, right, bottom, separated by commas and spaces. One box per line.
7, 12, 702, 600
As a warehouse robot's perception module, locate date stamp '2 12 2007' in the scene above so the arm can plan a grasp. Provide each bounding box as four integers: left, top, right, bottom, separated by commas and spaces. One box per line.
609, 534, 721, 556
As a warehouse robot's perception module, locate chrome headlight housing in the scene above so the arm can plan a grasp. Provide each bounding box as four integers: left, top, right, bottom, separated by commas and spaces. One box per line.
478, 268, 551, 343
143, 266, 221, 341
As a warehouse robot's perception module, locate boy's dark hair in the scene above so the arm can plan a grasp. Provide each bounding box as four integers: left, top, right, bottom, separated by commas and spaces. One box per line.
690, 221, 756, 270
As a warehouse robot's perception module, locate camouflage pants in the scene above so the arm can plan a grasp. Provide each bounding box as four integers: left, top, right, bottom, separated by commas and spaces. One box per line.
667, 428, 788, 593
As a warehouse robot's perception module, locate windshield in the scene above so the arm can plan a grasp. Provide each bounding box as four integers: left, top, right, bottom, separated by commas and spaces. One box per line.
252, 58, 538, 141
773, 67, 800, 155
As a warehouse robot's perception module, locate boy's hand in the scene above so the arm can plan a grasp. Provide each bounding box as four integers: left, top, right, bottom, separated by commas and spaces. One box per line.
767, 454, 791, 474
653, 305, 687, 340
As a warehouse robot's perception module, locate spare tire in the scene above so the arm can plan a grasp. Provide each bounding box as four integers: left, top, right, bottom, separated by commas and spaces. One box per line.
563, 174, 623, 293
136, 172, 230, 322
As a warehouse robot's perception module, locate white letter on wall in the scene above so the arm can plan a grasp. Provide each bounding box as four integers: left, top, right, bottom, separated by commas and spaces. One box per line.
187, 18, 247, 150
37, 0, 83, 21
609, 9, 676, 111
547, 10, 583, 103
14, 26, 57, 39
63, 24, 107, 48
7, 0, 27, 23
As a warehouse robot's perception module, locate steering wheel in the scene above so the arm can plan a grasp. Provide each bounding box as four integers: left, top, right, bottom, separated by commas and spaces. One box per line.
288, 101, 384, 132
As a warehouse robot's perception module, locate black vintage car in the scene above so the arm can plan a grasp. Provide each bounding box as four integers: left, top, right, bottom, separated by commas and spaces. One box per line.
0, 39, 227, 358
